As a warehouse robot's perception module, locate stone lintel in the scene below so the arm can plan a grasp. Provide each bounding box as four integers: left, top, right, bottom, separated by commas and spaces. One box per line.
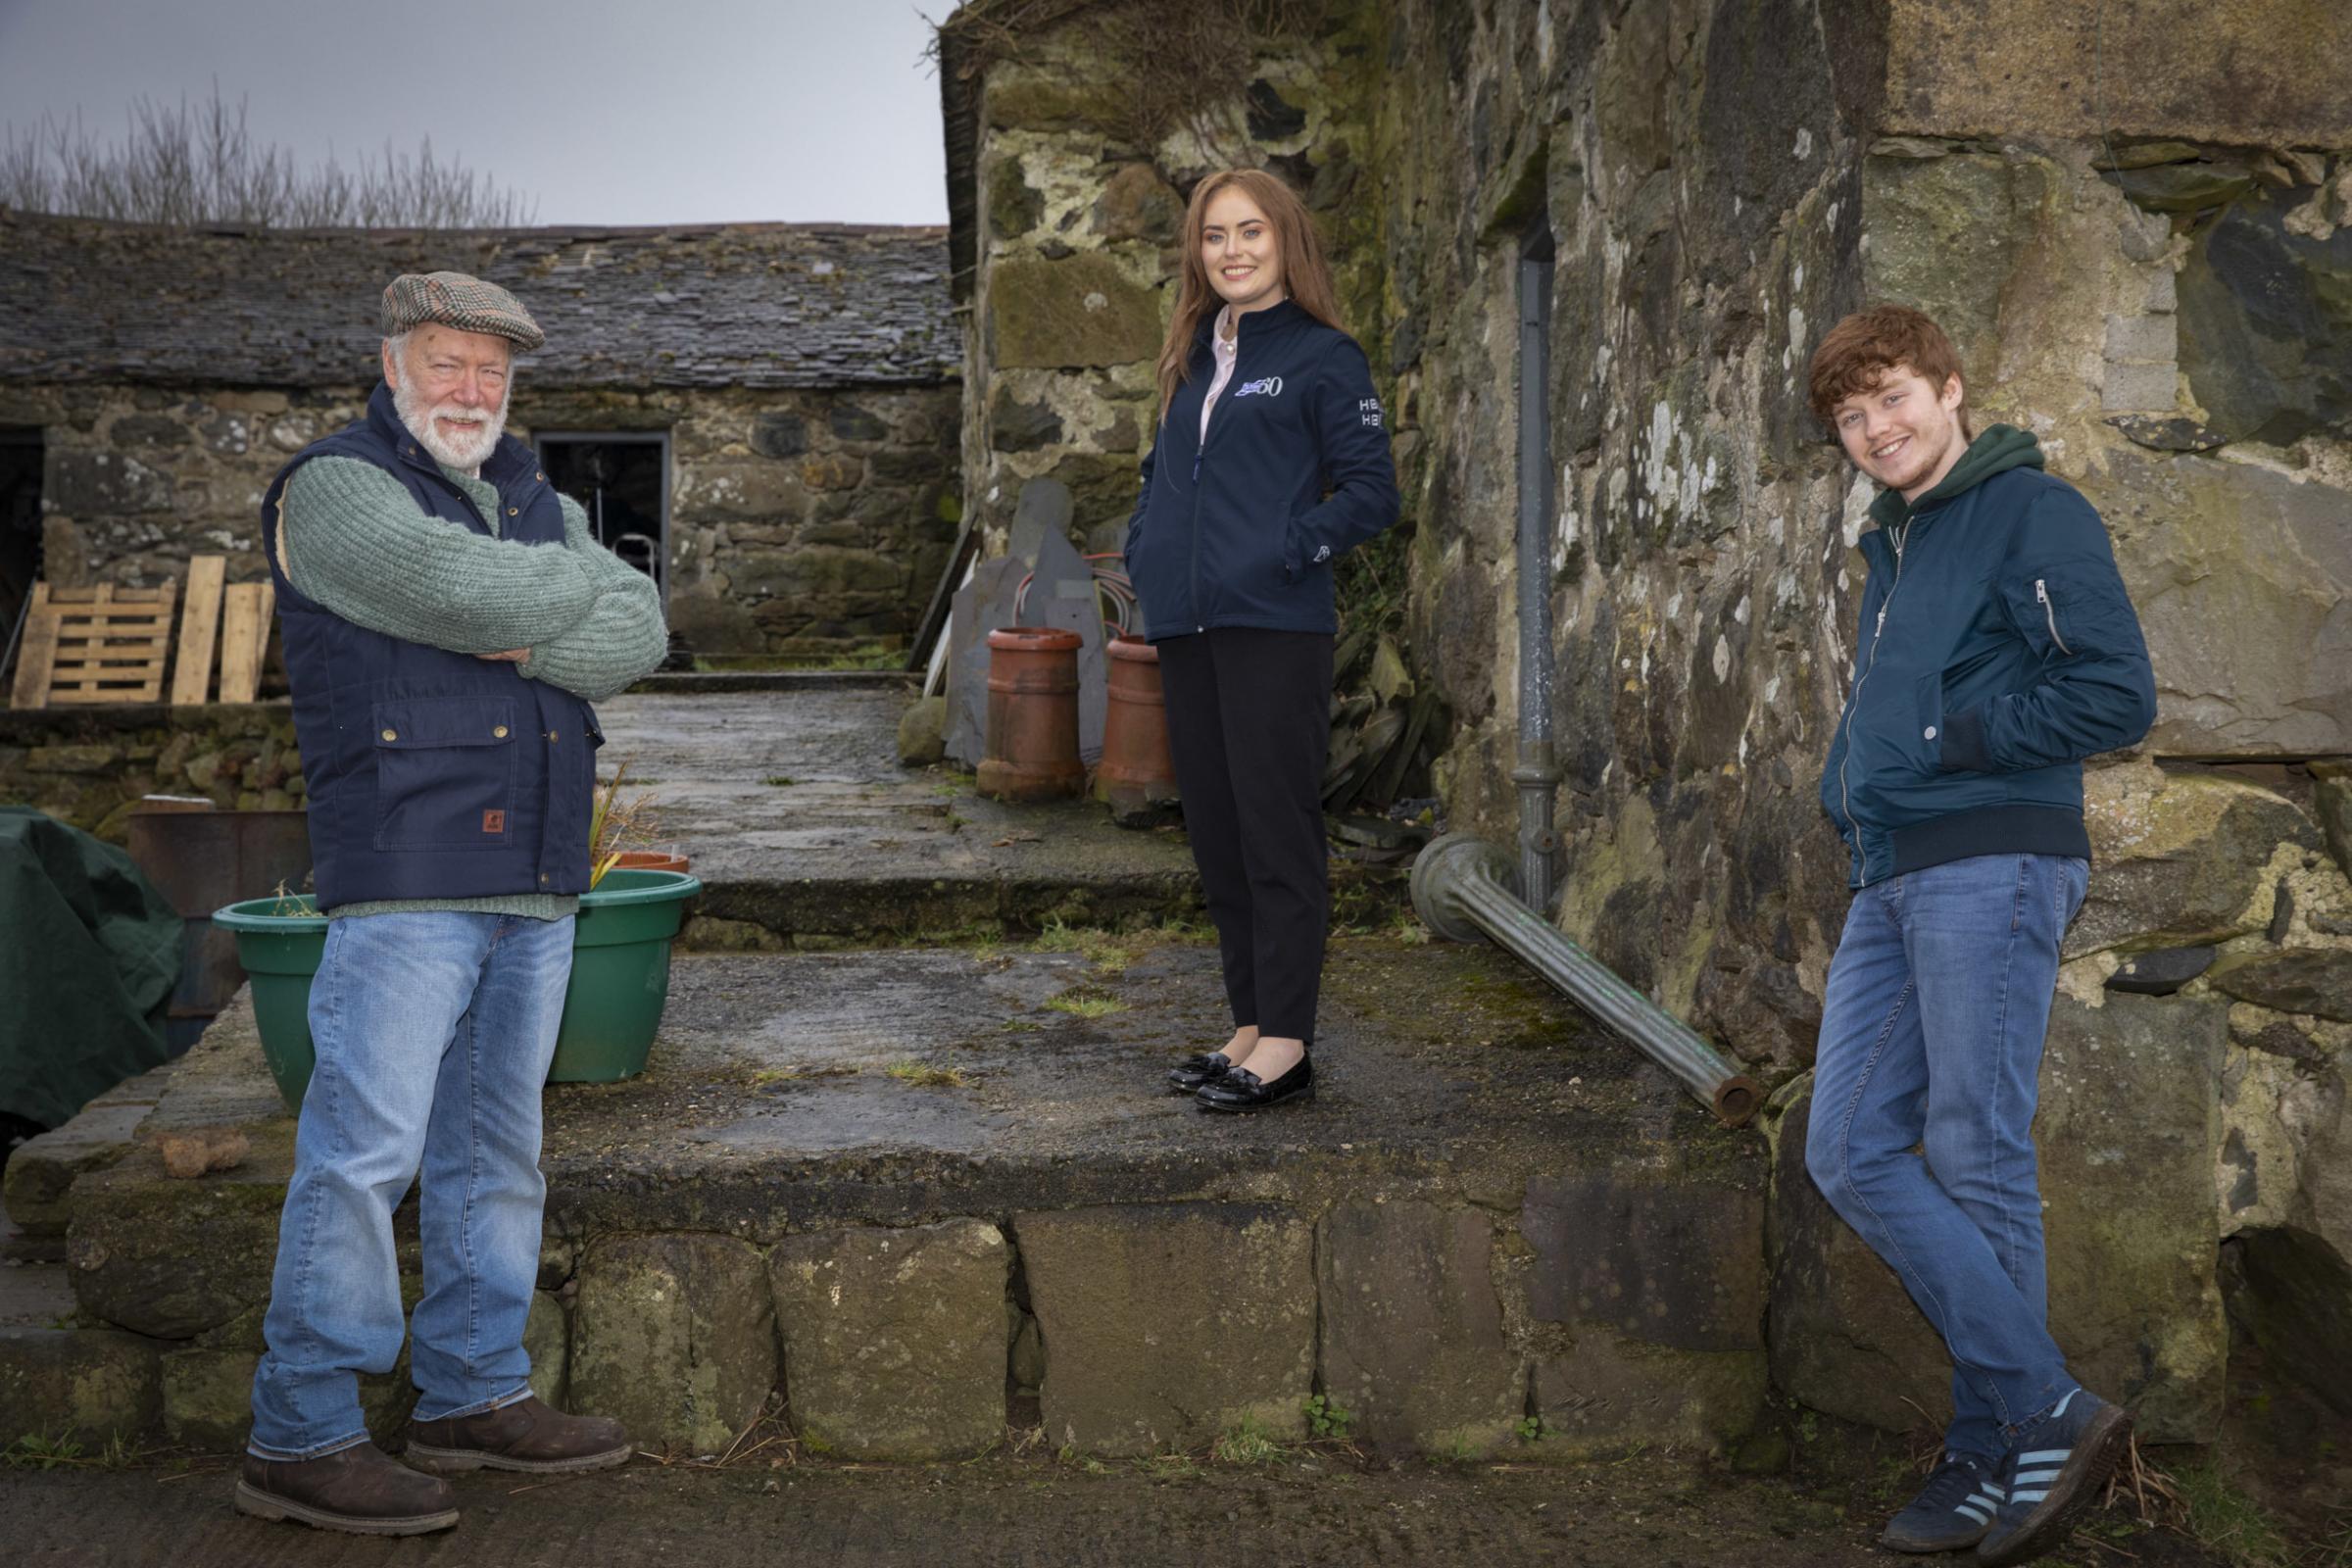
1874, 0, 2352, 148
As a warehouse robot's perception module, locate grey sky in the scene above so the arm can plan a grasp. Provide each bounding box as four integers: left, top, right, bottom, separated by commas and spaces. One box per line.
0, 0, 954, 226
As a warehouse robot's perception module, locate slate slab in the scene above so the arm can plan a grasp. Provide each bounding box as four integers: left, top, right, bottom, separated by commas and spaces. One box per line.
570, 1233, 777, 1454
1016, 1203, 1313, 1456
0, 1326, 162, 1445
768, 1218, 1008, 1459
1522, 1168, 1766, 1351
1316, 1201, 1521, 1452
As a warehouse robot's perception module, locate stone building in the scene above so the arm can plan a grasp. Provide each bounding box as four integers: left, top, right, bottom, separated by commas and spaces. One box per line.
937, 0, 2352, 1447
0, 210, 963, 660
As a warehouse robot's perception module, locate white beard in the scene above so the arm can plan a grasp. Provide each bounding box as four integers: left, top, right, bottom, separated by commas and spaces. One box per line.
392, 376, 511, 471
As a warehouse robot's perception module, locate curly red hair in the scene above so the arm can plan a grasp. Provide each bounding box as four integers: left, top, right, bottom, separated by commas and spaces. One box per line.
1808, 305, 1971, 438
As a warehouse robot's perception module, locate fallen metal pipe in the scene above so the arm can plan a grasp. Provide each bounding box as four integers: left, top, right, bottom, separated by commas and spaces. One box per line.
1410, 833, 1763, 1127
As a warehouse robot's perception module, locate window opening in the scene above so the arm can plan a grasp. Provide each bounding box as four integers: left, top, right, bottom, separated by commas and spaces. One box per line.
532, 433, 669, 602
1, 427, 44, 668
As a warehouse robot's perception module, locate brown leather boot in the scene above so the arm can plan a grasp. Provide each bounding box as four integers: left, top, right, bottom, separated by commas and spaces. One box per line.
405, 1395, 633, 1475
233, 1441, 459, 1536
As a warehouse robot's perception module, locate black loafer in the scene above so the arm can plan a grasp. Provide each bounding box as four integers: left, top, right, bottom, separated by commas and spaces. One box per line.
1165, 1052, 1233, 1093
1196, 1054, 1313, 1111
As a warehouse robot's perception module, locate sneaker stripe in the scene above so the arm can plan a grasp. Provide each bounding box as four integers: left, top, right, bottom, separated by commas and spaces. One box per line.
1955, 1502, 1991, 1524
1970, 1490, 2006, 1509
2013, 1468, 2063, 1486
2018, 1448, 2071, 1464
2011, 1489, 2051, 1504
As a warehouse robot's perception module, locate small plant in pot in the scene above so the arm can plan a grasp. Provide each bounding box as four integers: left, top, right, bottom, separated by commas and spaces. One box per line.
588, 759, 688, 878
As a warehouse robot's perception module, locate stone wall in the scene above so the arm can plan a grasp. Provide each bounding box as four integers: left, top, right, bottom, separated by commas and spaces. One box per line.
952, 7, 1386, 556
947, 0, 2352, 1445
0, 703, 301, 841
0, 380, 961, 660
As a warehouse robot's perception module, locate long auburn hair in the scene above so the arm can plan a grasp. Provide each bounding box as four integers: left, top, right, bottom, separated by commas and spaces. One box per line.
1153, 168, 1344, 418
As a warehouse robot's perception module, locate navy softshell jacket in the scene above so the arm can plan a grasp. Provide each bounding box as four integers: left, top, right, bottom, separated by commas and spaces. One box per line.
1121, 299, 1399, 639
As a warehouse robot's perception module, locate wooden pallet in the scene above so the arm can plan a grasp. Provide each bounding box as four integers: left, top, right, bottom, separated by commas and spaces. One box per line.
217, 581, 275, 704
169, 556, 227, 706
9, 581, 179, 709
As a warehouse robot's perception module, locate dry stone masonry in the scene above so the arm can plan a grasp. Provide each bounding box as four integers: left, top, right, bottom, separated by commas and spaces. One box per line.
938, 0, 2352, 1440
0, 215, 964, 659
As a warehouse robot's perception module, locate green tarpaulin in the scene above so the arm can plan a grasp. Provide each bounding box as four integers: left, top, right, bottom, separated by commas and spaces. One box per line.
0, 807, 182, 1130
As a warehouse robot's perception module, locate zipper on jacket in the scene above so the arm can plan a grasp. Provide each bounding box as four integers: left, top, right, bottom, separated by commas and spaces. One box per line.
2034, 578, 2072, 656
1836, 520, 1909, 855
1187, 334, 1241, 635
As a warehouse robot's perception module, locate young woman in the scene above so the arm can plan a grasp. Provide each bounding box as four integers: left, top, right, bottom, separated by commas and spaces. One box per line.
1119, 168, 1400, 1112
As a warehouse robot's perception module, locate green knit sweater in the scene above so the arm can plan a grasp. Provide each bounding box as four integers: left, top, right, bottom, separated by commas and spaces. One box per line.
279, 454, 670, 920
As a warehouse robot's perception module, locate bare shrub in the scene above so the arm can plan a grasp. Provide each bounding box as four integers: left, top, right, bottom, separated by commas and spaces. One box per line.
0, 82, 537, 229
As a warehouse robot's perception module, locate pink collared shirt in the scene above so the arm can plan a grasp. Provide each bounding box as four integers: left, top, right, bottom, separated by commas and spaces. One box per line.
1198, 305, 1240, 443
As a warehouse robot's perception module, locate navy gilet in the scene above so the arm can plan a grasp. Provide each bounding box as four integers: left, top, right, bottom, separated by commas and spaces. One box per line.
261, 383, 599, 911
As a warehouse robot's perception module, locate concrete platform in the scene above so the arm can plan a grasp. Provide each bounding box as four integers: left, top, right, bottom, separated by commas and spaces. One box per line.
20, 935, 1771, 1463
592, 687, 1402, 946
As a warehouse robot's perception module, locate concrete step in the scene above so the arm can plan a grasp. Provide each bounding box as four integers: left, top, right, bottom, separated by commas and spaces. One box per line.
2, 1182, 166, 1447
593, 689, 1405, 949
33, 937, 1770, 1461
3, 1061, 176, 1257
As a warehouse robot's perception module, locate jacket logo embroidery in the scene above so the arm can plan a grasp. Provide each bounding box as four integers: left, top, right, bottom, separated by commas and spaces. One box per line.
1359, 397, 1384, 428
482, 809, 507, 834
1234, 376, 1284, 399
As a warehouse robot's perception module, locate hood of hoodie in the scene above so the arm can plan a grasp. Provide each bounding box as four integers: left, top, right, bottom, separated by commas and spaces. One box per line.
1866, 423, 2043, 531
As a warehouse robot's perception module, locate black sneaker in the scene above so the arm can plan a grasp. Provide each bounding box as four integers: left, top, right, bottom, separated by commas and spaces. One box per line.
1977, 1389, 2132, 1566
1882, 1450, 2003, 1552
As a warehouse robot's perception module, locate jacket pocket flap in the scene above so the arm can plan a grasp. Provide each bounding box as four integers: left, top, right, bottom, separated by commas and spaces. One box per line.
371, 696, 516, 749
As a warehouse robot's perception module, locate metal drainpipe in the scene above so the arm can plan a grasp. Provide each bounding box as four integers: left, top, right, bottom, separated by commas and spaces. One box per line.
1411, 834, 1764, 1127
1513, 230, 1560, 913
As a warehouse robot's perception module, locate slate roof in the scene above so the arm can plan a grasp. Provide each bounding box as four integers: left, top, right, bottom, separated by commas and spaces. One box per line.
0, 211, 960, 389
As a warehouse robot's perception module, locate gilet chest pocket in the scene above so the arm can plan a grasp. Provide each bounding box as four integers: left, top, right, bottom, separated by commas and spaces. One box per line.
371, 697, 518, 851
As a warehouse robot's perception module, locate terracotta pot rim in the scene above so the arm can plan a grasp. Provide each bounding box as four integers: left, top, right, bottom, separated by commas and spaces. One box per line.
1106, 634, 1159, 662
987, 625, 1082, 652
612, 850, 691, 871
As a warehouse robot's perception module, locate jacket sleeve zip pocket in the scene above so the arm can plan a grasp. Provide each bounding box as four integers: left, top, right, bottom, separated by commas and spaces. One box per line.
2034, 578, 2073, 657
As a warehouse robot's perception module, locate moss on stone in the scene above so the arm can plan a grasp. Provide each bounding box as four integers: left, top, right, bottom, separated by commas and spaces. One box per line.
991, 254, 1165, 371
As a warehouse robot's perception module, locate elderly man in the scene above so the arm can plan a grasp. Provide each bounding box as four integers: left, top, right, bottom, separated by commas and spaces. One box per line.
238, 272, 667, 1536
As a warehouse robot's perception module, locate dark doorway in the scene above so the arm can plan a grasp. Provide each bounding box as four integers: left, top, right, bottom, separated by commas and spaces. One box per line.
534, 433, 669, 600
1, 427, 43, 663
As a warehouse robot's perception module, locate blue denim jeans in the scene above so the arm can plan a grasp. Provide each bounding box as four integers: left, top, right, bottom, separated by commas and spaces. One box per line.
1806, 852, 2089, 1460
248, 910, 572, 1458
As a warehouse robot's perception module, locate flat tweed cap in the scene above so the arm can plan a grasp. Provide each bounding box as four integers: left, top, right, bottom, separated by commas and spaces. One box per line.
380, 270, 545, 352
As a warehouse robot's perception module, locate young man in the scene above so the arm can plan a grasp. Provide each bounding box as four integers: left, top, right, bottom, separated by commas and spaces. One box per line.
1804, 306, 2156, 1566
240, 272, 668, 1535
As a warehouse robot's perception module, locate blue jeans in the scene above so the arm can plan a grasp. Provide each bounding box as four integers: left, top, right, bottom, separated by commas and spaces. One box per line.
248, 910, 572, 1458
1806, 852, 2089, 1459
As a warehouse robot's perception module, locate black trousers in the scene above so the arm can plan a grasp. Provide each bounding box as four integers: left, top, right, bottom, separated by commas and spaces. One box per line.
1156, 627, 1334, 1042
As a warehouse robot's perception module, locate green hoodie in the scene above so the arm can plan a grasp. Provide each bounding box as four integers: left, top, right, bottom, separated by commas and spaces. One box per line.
1866, 423, 2044, 532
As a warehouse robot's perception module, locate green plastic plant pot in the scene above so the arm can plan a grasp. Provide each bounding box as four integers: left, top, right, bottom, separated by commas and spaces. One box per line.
212, 895, 329, 1111
548, 868, 702, 1083
214, 868, 702, 1110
